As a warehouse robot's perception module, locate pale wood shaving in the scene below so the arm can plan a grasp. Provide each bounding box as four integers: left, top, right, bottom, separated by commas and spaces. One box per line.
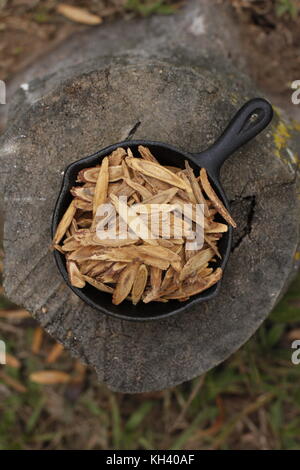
200, 168, 237, 227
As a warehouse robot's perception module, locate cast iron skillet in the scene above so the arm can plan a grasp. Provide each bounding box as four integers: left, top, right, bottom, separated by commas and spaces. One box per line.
52, 98, 273, 321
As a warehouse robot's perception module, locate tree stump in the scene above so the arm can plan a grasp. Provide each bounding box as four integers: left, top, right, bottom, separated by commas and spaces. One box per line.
1, 1, 300, 392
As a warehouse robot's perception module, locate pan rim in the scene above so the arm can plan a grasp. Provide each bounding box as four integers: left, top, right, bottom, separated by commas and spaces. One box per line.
51, 139, 233, 322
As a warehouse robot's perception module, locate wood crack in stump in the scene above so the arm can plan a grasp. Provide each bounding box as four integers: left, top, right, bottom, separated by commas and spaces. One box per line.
230, 174, 299, 253
125, 121, 141, 140
104, 67, 113, 93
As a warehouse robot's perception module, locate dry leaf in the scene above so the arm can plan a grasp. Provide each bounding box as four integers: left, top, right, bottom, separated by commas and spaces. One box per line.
57, 4, 102, 25
32, 326, 43, 354
0, 371, 27, 393
30, 370, 71, 385
6, 353, 21, 368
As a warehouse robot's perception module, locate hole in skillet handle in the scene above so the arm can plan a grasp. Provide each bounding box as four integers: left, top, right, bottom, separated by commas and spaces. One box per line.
51, 98, 273, 322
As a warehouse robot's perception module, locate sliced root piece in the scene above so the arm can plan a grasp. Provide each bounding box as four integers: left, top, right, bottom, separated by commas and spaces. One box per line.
110, 193, 158, 246
71, 186, 95, 202
180, 248, 215, 282
138, 145, 159, 163
200, 168, 236, 227
83, 275, 114, 293
53, 200, 76, 245
92, 156, 109, 218
131, 264, 148, 305
108, 147, 127, 166
67, 260, 86, 288
124, 178, 153, 200
126, 158, 187, 190
113, 262, 140, 305
165, 268, 223, 299
185, 160, 210, 216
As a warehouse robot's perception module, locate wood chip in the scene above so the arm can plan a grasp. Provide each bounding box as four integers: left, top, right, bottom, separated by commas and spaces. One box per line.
82, 275, 114, 293
0, 309, 31, 319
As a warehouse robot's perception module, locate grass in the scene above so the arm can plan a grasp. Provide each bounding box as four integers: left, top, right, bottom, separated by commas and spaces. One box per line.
0, 273, 300, 450
275, 0, 299, 18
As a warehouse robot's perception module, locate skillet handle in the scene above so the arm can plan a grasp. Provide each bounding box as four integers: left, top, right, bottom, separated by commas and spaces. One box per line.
192, 98, 273, 177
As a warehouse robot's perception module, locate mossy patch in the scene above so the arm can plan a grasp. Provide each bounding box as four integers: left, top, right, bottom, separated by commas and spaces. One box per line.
272, 108, 300, 168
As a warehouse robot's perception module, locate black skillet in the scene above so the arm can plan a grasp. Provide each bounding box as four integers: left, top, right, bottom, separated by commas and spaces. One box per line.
52, 98, 273, 321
